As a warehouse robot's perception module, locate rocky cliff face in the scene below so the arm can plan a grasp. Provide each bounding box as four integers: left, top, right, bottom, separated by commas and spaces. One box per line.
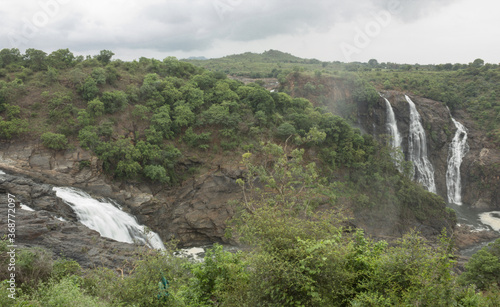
0, 140, 242, 249
357, 91, 500, 209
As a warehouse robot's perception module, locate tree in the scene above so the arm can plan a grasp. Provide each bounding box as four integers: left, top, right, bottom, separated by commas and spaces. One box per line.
368, 59, 379, 67
87, 98, 105, 117
47, 48, 75, 69
101, 91, 128, 113
91, 67, 107, 85
276, 122, 296, 139
173, 103, 195, 128
460, 238, 500, 290
201, 104, 231, 127
23, 48, 47, 71
151, 105, 173, 139
41, 132, 68, 150
0, 118, 28, 139
143, 165, 169, 183
0, 48, 22, 68
471, 58, 485, 68
81, 77, 99, 101
94, 50, 114, 65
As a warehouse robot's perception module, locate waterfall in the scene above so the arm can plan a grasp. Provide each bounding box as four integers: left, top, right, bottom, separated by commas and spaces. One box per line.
54, 187, 165, 250
446, 117, 469, 205
384, 97, 402, 150
406, 95, 437, 193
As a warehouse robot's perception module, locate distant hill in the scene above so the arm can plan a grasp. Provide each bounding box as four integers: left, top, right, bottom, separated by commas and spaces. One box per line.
185, 49, 328, 78
185, 56, 208, 60
219, 49, 308, 63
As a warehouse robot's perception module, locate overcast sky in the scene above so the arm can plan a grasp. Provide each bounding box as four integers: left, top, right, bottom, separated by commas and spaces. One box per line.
1, 0, 499, 64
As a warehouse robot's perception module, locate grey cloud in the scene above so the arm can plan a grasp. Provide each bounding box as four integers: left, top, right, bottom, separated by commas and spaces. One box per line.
0, 0, 457, 54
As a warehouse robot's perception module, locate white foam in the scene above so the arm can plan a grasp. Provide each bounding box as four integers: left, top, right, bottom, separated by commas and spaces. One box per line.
20, 204, 35, 211
479, 211, 500, 232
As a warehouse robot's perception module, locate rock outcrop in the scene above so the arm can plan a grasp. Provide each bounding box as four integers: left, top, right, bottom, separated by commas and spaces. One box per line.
0, 173, 142, 269
0, 140, 242, 248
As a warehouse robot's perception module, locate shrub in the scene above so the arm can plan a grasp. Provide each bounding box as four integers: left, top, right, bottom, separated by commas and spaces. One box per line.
81, 77, 99, 101
35, 277, 107, 307
460, 238, 500, 290
91, 67, 107, 85
87, 98, 105, 117
0, 240, 54, 292
183, 127, 211, 148
0, 118, 28, 139
78, 126, 100, 150
46, 67, 59, 83
52, 258, 82, 281
276, 122, 297, 139
101, 91, 128, 114
185, 244, 250, 306
41, 132, 68, 150
143, 165, 169, 183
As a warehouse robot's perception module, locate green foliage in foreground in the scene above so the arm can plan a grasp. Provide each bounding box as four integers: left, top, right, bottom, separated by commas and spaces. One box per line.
460, 238, 500, 290
1, 208, 500, 306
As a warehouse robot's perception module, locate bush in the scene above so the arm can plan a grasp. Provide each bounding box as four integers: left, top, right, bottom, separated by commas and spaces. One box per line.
91, 67, 107, 85
78, 126, 100, 150
0, 240, 54, 292
276, 122, 297, 139
81, 77, 99, 101
52, 258, 82, 281
41, 132, 68, 150
46, 67, 59, 83
87, 98, 105, 117
185, 244, 250, 306
183, 127, 211, 148
460, 238, 500, 290
82, 246, 189, 306
143, 165, 169, 183
0, 118, 28, 139
35, 277, 107, 307
101, 91, 128, 114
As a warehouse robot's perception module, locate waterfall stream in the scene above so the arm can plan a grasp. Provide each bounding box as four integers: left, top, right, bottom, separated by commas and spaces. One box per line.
406, 95, 437, 193
54, 187, 165, 250
445, 117, 469, 205
384, 98, 402, 150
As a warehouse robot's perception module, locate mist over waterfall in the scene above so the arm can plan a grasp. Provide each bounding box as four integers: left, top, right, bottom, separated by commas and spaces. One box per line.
406, 95, 437, 193
54, 187, 165, 250
446, 117, 469, 205
384, 97, 402, 151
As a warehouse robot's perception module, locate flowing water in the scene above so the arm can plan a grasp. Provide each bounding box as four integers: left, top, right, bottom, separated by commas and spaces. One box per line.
406, 95, 437, 193
384, 97, 402, 150
53, 186, 165, 250
445, 118, 469, 205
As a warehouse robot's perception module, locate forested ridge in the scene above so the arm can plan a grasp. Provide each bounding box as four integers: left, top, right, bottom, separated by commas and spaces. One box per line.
1, 48, 500, 306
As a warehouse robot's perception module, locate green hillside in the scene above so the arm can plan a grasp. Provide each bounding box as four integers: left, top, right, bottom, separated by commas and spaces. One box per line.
1, 48, 499, 306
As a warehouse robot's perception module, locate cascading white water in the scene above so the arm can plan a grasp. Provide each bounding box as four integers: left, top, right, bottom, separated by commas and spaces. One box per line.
384, 97, 402, 150
446, 117, 469, 205
406, 95, 437, 193
54, 187, 165, 250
